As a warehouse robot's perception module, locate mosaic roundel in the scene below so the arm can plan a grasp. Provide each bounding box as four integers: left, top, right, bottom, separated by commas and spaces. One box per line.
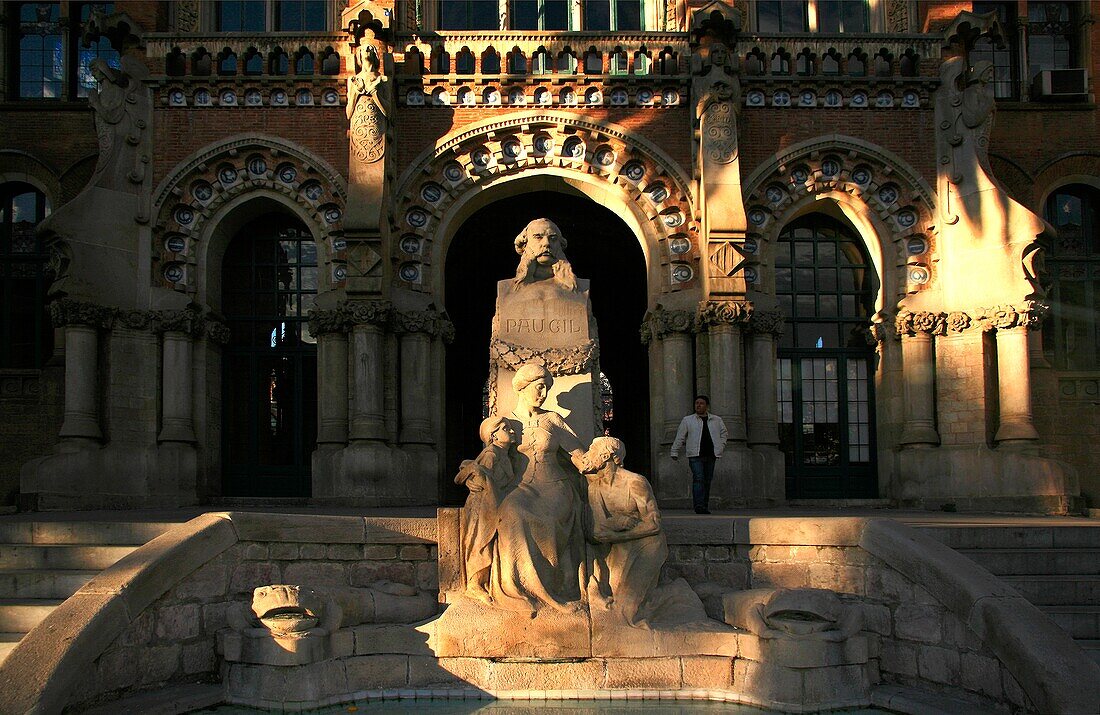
457, 87, 474, 105
509, 88, 526, 105
533, 135, 554, 155
169, 89, 186, 106
908, 266, 930, 284
662, 88, 679, 105
622, 161, 645, 182
746, 90, 765, 107
484, 88, 502, 105
502, 139, 523, 159
399, 262, 421, 283
323, 206, 342, 224
301, 181, 324, 201
878, 184, 900, 204
245, 89, 262, 106
671, 263, 693, 283
421, 182, 444, 203
163, 263, 185, 283
851, 166, 872, 186
322, 89, 339, 105
277, 163, 297, 184
165, 235, 187, 254
175, 205, 195, 225
820, 158, 841, 177
748, 208, 768, 226
534, 88, 550, 105
247, 156, 267, 175
443, 162, 465, 182
220, 90, 237, 106
610, 88, 628, 106
790, 166, 810, 184
743, 237, 759, 255
195, 88, 211, 105
400, 235, 422, 254
663, 212, 684, 228
191, 181, 214, 202
406, 208, 428, 228
296, 89, 313, 105
333, 265, 347, 281
636, 88, 654, 104
906, 236, 928, 256
850, 91, 868, 107
824, 90, 842, 107
742, 266, 759, 284
773, 91, 791, 107
669, 237, 691, 254
586, 88, 603, 105
896, 209, 917, 228
647, 183, 668, 203
595, 148, 615, 167
563, 138, 585, 159
471, 148, 492, 168
271, 89, 288, 106
218, 165, 238, 185
333, 238, 347, 252
765, 184, 785, 204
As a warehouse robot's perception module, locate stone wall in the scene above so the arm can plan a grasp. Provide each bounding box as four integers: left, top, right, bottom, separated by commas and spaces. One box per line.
0, 367, 62, 506
4, 514, 1094, 714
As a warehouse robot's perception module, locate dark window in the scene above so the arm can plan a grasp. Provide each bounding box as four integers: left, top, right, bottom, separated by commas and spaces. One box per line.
269, 47, 288, 75
775, 214, 878, 499
972, 1, 1018, 99
757, 0, 806, 32
222, 218, 318, 497
1043, 184, 1100, 370
584, 0, 641, 30
274, 0, 326, 31
244, 48, 263, 75
215, 0, 265, 31
17, 2, 64, 99
817, 0, 868, 33
441, 0, 499, 30
1, 184, 53, 369
1027, 1, 1075, 81
294, 48, 313, 75
511, 0, 568, 30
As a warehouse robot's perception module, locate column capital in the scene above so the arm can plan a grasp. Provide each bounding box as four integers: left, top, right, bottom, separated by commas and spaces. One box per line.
342, 299, 393, 328
744, 309, 785, 337
154, 309, 205, 337
48, 298, 113, 329
640, 305, 695, 344
895, 301, 1048, 337
307, 308, 350, 337
392, 308, 455, 342
696, 300, 752, 330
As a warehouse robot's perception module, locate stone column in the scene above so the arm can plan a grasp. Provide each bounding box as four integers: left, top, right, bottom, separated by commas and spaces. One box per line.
698, 301, 749, 441
995, 326, 1040, 443
745, 311, 783, 447
898, 331, 940, 446
394, 310, 441, 445
157, 310, 201, 444
346, 300, 392, 443
49, 299, 110, 444
310, 309, 349, 445
643, 306, 696, 441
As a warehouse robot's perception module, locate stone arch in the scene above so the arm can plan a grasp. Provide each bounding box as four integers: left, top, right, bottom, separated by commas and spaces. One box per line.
0, 150, 62, 208
1033, 152, 1100, 210
151, 136, 347, 302
390, 111, 700, 303
743, 135, 937, 313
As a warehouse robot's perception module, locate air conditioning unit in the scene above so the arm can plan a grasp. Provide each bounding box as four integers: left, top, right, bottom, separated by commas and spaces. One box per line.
1032, 68, 1088, 98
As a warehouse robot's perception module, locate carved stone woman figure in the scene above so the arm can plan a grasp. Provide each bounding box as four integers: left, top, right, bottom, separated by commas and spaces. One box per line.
492, 364, 589, 615
87, 56, 151, 192
346, 43, 390, 164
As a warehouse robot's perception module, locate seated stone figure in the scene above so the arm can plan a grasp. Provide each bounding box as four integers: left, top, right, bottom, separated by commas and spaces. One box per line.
454, 415, 517, 603
584, 436, 669, 627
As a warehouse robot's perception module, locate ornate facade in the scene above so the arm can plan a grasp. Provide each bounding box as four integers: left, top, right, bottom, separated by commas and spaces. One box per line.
1, 0, 1098, 514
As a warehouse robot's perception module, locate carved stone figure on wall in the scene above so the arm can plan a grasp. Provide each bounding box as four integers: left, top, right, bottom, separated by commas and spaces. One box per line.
692, 42, 741, 168
493, 364, 590, 615
347, 44, 390, 164
87, 56, 152, 194
454, 415, 517, 604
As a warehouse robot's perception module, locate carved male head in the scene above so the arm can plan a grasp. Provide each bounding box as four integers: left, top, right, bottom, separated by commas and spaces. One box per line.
513, 218, 578, 291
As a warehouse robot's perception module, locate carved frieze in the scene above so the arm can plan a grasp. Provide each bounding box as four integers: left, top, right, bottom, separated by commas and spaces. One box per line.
48, 299, 114, 329
393, 308, 454, 339
696, 300, 752, 329
343, 300, 393, 327
307, 308, 348, 336
205, 320, 231, 345
155, 309, 205, 337
490, 338, 599, 376
745, 310, 785, 337
895, 301, 1048, 336
639, 306, 695, 344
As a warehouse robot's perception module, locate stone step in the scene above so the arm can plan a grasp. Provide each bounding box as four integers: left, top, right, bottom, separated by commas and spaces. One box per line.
958, 548, 1100, 576
0, 600, 62, 633
0, 520, 176, 545
1001, 575, 1100, 606
923, 525, 1100, 550
0, 569, 98, 599
0, 632, 21, 667
0, 544, 136, 570
1041, 606, 1100, 640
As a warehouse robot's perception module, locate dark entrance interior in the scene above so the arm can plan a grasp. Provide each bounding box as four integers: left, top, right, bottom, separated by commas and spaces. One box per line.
222, 215, 318, 497
774, 213, 879, 498
443, 189, 649, 504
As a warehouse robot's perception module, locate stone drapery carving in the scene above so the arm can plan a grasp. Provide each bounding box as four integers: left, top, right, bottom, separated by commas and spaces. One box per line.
895, 301, 1048, 336
639, 305, 695, 344
87, 56, 152, 195
346, 44, 390, 165
489, 338, 599, 376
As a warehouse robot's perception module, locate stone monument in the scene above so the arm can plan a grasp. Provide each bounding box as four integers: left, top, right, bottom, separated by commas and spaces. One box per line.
488, 218, 601, 445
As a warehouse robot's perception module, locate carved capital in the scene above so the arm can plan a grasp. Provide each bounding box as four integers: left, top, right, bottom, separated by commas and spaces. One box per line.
114, 309, 155, 331
393, 308, 452, 338
307, 308, 349, 336
155, 309, 205, 337
205, 320, 231, 345
342, 299, 392, 328
490, 338, 599, 376
696, 300, 752, 329
639, 306, 695, 344
895, 309, 946, 337
48, 299, 113, 329
744, 309, 785, 337
896, 301, 1049, 337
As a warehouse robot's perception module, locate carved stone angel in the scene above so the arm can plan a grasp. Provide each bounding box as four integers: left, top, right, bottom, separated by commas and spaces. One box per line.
347, 44, 391, 164
87, 55, 151, 193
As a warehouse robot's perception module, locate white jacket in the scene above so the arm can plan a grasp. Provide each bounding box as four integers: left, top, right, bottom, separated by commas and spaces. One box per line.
670, 413, 728, 459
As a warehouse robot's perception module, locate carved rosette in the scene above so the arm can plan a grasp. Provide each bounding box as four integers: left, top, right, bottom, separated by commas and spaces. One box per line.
48, 299, 114, 329
490, 338, 599, 376
393, 309, 454, 341
307, 308, 349, 337
895, 301, 1048, 337
342, 300, 393, 328
639, 306, 696, 344
696, 300, 753, 330
744, 310, 785, 337
205, 320, 231, 345
155, 309, 205, 337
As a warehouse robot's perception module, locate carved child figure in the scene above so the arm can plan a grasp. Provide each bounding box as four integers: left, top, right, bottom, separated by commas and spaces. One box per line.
584, 437, 668, 626
454, 416, 517, 603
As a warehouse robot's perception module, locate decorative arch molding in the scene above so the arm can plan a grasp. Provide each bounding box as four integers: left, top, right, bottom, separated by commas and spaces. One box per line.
1033, 153, 1100, 208
0, 150, 62, 207
742, 135, 938, 304
150, 135, 348, 295
390, 111, 700, 296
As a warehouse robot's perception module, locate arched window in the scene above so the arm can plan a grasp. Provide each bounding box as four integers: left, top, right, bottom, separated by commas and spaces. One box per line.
1, 184, 53, 368
774, 214, 878, 498
1044, 184, 1100, 369
222, 216, 318, 496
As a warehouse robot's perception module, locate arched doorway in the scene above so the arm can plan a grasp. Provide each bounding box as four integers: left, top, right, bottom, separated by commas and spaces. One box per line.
221, 214, 318, 496
774, 213, 879, 498
442, 190, 649, 504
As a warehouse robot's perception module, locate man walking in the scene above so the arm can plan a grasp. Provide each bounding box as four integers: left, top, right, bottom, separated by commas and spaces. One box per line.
670, 395, 729, 514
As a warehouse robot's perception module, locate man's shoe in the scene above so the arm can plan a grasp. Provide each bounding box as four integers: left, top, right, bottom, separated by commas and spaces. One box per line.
694, 507, 711, 515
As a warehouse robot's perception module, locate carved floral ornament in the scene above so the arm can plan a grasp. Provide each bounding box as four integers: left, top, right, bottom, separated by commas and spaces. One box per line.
743, 138, 937, 295
390, 114, 699, 295
151, 139, 348, 293
490, 338, 598, 376
48, 299, 230, 343
894, 301, 1048, 337
307, 302, 455, 340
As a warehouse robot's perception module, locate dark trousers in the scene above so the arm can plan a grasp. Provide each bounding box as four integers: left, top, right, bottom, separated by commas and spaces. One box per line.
689, 456, 716, 511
